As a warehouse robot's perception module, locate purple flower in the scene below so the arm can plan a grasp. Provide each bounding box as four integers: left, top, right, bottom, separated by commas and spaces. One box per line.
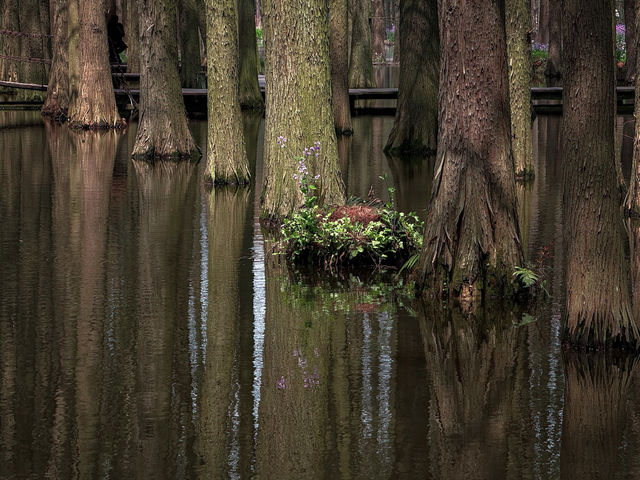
616, 24, 626, 36
314, 174, 320, 180
531, 41, 548, 52
277, 376, 286, 389
277, 136, 287, 148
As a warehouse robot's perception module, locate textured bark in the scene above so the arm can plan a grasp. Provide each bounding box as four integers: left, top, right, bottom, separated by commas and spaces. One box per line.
371, 0, 386, 61
67, 0, 123, 128
206, 0, 250, 184
627, 1, 640, 215
42, 0, 70, 121
545, 0, 562, 81
625, 0, 636, 84
416, 0, 524, 304
506, 0, 535, 177
562, 0, 638, 348
0, 0, 21, 84
329, 0, 352, 134
238, 0, 264, 109
348, 0, 376, 88
18, 0, 48, 97
122, 0, 140, 72
133, 0, 198, 158
385, 0, 438, 154
261, 0, 345, 220
179, 0, 205, 88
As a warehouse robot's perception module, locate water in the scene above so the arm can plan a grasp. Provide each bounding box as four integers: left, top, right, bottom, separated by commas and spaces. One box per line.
1, 110, 640, 479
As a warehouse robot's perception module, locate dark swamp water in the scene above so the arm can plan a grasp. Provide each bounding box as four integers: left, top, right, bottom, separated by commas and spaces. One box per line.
2, 110, 640, 480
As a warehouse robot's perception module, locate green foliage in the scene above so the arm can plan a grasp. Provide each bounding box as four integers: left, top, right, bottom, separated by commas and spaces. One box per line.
513, 312, 538, 328
255, 27, 263, 43
513, 266, 550, 298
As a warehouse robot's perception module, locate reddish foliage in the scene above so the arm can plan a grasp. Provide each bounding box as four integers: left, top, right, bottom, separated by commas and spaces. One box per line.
328, 205, 380, 226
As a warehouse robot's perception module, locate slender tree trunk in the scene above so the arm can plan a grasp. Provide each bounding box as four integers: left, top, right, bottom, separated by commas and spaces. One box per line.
385, 0, 438, 155
122, 0, 140, 72
330, 0, 352, 134
206, 0, 250, 184
238, 0, 264, 109
261, 0, 345, 220
349, 0, 376, 88
627, 0, 640, 214
371, 0, 386, 62
625, 0, 636, 83
133, 0, 197, 158
67, 0, 123, 128
42, 0, 70, 121
545, 0, 562, 81
393, 0, 400, 62
562, 0, 638, 348
506, 0, 535, 177
416, 0, 523, 305
179, 0, 204, 88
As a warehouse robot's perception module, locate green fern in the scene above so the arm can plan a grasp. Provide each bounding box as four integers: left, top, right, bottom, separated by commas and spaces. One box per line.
513, 266, 539, 288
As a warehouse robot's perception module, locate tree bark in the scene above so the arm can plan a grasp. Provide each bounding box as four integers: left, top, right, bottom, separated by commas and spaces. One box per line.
416, 0, 523, 305
42, 0, 70, 121
18, 0, 48, 98
625, 0, 636, 83
385, 0, 438, 155
122, 0, 140, 72
545, 0, 562, 81
562, 0, 638, 348
371, 0, 386, 62
627, 0, 640, 214
348, 0, 376, 88
329, 0, 352, 134
238, 0, 264, 109
261, 0, 345, 220
206, 0, 250, 184
133, 0, 198, 158
67, 0, 123, 128
0, 0, 21, 85
178, 0, 205, 88
506, 0, 535, 177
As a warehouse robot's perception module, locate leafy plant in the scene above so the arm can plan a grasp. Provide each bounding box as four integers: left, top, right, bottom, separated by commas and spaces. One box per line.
513, 266, 550, 298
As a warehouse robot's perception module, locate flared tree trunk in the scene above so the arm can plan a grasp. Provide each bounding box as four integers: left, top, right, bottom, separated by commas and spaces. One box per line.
416, 0, 523, 305
349, 0, 376, 88
545, 0, 562, 81
385, 0, 438, 155
122, 0, 140, 72
206, 0, 250, 184
329, 0, 352, 134
238, 0, 264, 109
179, 0, 204, 88
625, 0, 636, 84
67, 0, 122, 128
626, 1, 640, 214
133, 0, 197, 158
42, 0, 69, 121
562, 0, 638, 348
372, 0, 386, 62
506, 0, 534, 177
261, 0, 345, 220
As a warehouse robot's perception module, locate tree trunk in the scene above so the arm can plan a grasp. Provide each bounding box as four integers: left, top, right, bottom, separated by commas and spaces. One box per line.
385, 0, 438, 155
416, 0, 524, 306
562, 0, 638, 348
261, 0, 345, 220
506, 0, 535, 177
133, 0, 198, 158
371, 0, 386, 62
178, 0, 204, 88
626, 0, 640, 214
122, 0, 140, 72
42, 0, 70, 121
0, 0, 21, 85
67, 0, 123, 128
348, 0, 376, 88
329, 0, 352, 134
545, 0, 562, 81
625, 0, 636, 83
393, 0, 400, 62
238, 0, 264, 109
206, 0, 250, 184
18, 0, 48, 94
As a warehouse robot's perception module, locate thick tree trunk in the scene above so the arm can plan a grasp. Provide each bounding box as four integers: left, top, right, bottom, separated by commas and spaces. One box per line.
506, 0, 535, 177
179, 0, 204, 88
261, 0, 345, 220
562, 0, 638, 348
371, 0, 386, 62
133, 0, 197, 158
625, 0, 637, 83
67, 0, 123, 128
42, 0, 70, 121
238, 0, 264, 109
626, 1, 640, 214
0, 0, 21, 84
329, 0, 352, 135
385, 0, 438, 155
545, 0, 562, 81
206, 0, 250, 184
416, 0, 524, 305
122, 0, 140, 72
348, 0, 376, 88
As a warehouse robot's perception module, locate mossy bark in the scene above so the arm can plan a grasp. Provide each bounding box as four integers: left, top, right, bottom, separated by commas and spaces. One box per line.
178, 0, 205, 88
122, 0, 140, 73
348, 0, 376, 88
42, 0, 70, 121
329, 0, 352, 134
562, 0, 638, 348
67, 0, 123, 129
238, 0, 264, 109
206, 0, 250, 184
385, 0, 438, 155
416, 0, 524, 306
506, 0, 535, 178
133, 0, 198, 158
261, 0, 345, 220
